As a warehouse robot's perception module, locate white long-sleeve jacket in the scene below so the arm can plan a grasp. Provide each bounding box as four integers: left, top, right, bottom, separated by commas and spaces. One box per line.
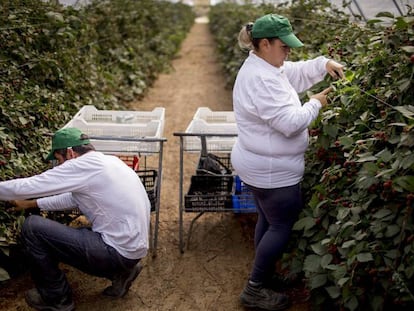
231, 52, 329, 188
0, 151, 151, 260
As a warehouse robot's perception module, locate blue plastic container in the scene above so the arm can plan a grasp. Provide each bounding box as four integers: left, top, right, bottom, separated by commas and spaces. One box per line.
232, 176, 256, 213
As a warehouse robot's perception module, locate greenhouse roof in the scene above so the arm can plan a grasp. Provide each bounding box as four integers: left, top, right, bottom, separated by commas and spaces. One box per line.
59, 0, 413, 21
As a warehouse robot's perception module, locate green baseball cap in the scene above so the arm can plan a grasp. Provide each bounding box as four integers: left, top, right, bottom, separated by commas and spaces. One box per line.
46, 127, 90, 161
252, 14, 304, 48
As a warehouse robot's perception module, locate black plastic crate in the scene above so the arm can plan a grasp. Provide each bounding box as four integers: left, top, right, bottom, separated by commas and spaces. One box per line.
185, 175, 234, 212
137, 169, 157, 212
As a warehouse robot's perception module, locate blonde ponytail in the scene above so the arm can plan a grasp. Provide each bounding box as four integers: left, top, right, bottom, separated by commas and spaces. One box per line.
238, 22, 254, 50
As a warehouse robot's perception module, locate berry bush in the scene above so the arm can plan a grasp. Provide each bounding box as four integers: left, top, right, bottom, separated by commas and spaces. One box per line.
209, 1, 413, 309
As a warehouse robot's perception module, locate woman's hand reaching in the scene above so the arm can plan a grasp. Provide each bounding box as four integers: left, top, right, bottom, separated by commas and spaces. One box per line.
326, 60, 345, 79
311, 87, 332, 107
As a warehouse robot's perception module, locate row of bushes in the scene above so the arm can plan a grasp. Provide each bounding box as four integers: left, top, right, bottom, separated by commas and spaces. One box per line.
0, 0, 195, 281
209, 1, 413, 310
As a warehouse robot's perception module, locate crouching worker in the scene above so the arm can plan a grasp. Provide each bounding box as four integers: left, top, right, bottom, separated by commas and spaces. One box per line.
0, 127, 151, 311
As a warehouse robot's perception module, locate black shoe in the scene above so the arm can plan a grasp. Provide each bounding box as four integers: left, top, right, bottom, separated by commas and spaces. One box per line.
240, 282, 289, 311
103, 263, 143, 298
25, 288, 75, 311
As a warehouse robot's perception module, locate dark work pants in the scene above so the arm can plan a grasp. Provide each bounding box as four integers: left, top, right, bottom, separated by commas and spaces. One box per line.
21, 215, 139, 303
247, 183, 303, 284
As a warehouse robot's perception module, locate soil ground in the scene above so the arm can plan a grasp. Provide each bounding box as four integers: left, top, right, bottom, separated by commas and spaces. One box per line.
0, 18, 310, 311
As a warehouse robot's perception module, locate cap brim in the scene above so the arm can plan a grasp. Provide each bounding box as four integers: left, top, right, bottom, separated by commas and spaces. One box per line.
280, 33, 304, 48
45, 150, 55, 161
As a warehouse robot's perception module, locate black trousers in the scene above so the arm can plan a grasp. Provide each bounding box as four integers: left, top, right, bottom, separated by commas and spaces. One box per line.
247, 183, 303, 283
21, 215, 139, 303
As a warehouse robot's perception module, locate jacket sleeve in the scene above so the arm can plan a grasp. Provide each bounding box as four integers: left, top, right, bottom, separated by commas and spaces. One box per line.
0, 160, 89, 201
284, 56, 330, 93
37, 193, 78, 211
255, 77, 322, 138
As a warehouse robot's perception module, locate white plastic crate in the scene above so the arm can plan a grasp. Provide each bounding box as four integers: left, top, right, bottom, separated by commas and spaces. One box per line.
63, 118, 163, 154
183, 119, 237, 152
193, 107, 235, 123
73, 105, 165, 124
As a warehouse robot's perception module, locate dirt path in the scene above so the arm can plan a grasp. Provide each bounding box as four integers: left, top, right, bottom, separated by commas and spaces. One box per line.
124, 17, 258, 311
0, 18, 309, 311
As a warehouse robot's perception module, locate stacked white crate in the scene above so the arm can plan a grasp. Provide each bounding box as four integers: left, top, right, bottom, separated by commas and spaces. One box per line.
63, 105, 165, 154
192, 107, 235, 123
183, 107, 237, 153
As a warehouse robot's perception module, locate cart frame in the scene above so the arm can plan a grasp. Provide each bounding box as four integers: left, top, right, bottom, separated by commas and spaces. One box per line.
173, 132, 238, 253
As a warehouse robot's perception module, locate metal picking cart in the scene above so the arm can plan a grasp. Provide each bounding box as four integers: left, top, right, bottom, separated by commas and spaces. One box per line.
174, 107, 256, 253
63, 105, 166, 257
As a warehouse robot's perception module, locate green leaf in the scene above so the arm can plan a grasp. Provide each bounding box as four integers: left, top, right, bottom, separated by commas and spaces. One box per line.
373, 209, 392, 219
402, 16, 414, 23
371, 295, 384, 311
401, 153, 414, 169
321, 254, 333, 268
376, 11, 395, 18
45, 11, 65, 23
317, 134, 331, 149
405, 265, 414, 279
342, 240, 356, 248
323, 124, 338, 138
0, 267, 10, 282
339, 136, 354, 147
304, 254, 322, 272
360, 111, 369, 121
311, 243, 326, 256
18, 116, 29, 125
398, 79, 411, 92
325, 286, 341, 299
353, 230, 367, 241
356, 253, 373, 262
293, 217, 315, 231
385, 249, 399, 259
327, 224, 340, 236
337, 277, 350, 287
401, 46, 414, 53
309, 273, 327, 289
362, 162, 378, 174
394, 106, 414, 119
316, 200, 329, 209
356, 153, 377, 162
376, 149, 392, 162
394, 176, 414, 192
375, 168, 396, 178
345, 295, 359, 311
0, 246, 9, 255
389, 123, 408, 127
332, 265, 347, 280
367, 19, 384, 25
357, 176, 378, 189
337, 208, 350, 221
385, 225, 400, 238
